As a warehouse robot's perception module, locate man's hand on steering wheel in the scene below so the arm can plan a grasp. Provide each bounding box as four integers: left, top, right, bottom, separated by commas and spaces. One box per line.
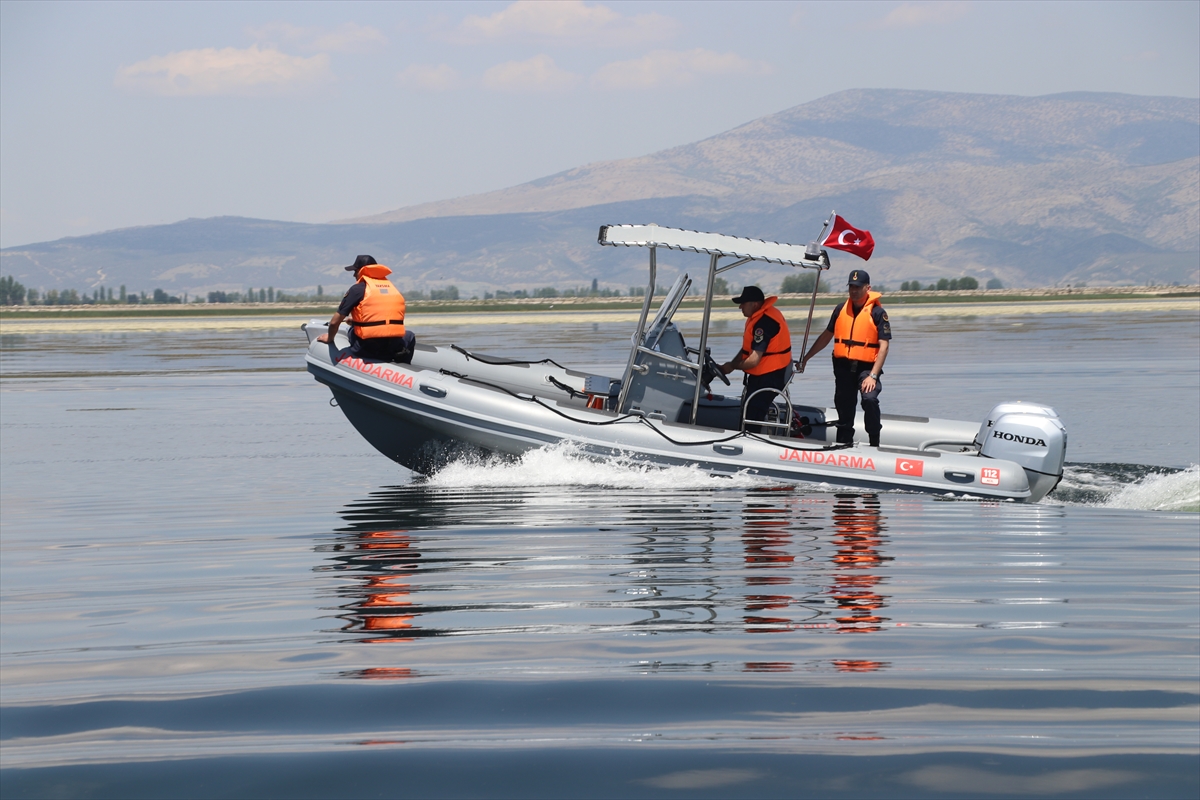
704, 351, 731, 386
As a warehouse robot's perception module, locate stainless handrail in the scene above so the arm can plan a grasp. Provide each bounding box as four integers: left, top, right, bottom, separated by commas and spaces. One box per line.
918, 439, 977, 451
634, 346, 700, 372
617, 246, 656, 412
691, 253, 720, 424
741, 387, 794, 434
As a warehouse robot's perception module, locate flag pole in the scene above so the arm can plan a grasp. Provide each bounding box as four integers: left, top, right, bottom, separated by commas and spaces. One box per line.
815, 209, 834, 250
796, 210, 835, 375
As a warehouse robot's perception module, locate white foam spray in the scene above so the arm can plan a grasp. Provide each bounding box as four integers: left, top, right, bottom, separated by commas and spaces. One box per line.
1101, 465, 1199, 513
424, 441, 771, 490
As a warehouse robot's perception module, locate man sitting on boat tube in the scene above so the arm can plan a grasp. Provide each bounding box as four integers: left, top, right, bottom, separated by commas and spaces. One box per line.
799, 269, 891, 447
316, 255, 415, 364
720, 285, 793, 434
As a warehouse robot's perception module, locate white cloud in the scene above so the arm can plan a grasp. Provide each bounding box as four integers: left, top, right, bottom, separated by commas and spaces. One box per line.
872, 2, 970, 29
250, 22, 387, 52
313, 23, 388, 52
592, 49, 772, 90
482, 55, 580, 93
397, 64, 460, 91
115, 46, 331, 96
455, 0, 672, 45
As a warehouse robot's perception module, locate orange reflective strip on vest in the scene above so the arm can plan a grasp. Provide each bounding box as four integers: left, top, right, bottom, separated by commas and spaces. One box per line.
740, 296, 792, 376
832, 291, 882, 362
351, 271, 407, 339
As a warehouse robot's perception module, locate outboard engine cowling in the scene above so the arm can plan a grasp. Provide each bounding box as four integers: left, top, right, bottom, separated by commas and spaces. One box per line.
975, 401, 1059, 446
978, 402, 1067, 502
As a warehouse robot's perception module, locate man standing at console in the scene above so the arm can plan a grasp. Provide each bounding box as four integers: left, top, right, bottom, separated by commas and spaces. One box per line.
799, 269, 891, 447
317, 255, 415, 363
720, 285, 793, 433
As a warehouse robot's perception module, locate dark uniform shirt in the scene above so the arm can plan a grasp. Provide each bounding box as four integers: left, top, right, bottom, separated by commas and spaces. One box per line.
337, 282, 367, 317
748, 314, 781, 354
825, 301, 892, 340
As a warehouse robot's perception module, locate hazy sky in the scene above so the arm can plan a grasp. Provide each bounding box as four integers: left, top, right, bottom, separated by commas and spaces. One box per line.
1, 0, 1197, 248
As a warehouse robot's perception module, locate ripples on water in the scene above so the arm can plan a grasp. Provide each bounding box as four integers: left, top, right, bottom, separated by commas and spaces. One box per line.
1, 316, 1198, 798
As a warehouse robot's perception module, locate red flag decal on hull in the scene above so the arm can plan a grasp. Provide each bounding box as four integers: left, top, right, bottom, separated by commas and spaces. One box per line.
823, 215, 875, 261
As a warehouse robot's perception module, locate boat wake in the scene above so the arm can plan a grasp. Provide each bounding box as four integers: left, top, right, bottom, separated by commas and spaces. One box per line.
1053, 463, 1199, 512
422, 443, 1198, 512
422, 441, 770, 490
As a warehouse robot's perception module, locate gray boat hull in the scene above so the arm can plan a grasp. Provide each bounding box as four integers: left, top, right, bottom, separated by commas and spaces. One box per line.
305, 323, 1065, 501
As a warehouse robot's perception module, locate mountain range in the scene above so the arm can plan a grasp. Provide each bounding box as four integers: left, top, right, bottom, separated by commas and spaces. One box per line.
3, 89, 1197, 297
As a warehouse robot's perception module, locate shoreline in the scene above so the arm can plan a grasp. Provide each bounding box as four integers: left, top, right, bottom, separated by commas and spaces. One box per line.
1, 295, 1196, 334
0, 285, 1196, 321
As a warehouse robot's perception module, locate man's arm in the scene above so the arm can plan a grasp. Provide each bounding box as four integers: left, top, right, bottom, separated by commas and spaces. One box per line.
721, 349, 761, 375
860, 339, 888, 392
859, 306, 891, 390
723, 315, 779, 375
317, 283, 364, 343
799, 329, 834, 372
316, 312, 346, 344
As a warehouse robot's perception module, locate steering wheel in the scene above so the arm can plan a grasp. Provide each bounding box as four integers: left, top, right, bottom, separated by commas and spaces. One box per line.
704, 351, 731, 386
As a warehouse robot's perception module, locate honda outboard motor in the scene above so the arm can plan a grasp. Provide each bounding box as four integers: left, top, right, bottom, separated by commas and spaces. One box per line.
976, 402, 1067, 501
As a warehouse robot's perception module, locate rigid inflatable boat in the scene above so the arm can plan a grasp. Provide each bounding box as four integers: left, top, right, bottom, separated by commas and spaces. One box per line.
305, 224, 1067, 502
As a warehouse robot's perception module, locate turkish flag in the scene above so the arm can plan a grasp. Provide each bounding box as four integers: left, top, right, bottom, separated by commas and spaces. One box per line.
895, 458, 924, 477
822, 215, 875, 261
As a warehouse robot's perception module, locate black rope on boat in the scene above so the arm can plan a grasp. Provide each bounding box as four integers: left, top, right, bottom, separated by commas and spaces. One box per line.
438, 369, 849, 454
547, 375, 584, 398
450, 344, 569, 370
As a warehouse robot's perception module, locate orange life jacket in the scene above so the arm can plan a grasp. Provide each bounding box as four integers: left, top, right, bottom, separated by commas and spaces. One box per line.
739, 297, 792, 375
832, 291, 882, 361
350, 264, 406, 339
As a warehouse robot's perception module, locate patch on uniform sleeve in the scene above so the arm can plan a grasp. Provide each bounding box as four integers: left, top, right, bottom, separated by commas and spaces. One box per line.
754, 328, 764, 343
878, 311, 892, 337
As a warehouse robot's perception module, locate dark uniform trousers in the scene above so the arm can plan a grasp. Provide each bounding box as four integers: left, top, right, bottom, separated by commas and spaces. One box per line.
341, 327, 416, 364
743, 368, 790, 434
833, 357, 882, 446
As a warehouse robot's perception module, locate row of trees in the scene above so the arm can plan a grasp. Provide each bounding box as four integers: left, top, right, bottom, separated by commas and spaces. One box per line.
780, 273, 829, 294
1, 272, 1011, 308
898, 277, 1004, 291
209, 286, 292, 303
0, 276, 309, 306
0, 277, 188, 306
483, 278, 649, 300
780, 274, 1005, 294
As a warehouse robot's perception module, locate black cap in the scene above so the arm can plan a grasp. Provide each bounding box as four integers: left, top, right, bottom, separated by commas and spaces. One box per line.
731, 285, 765, 304
847, 269, 871, 286
345, 255, 377, 272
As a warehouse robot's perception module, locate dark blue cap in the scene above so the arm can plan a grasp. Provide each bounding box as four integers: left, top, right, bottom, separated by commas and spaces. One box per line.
345, 255, 377, 272
731, 285, 765, 304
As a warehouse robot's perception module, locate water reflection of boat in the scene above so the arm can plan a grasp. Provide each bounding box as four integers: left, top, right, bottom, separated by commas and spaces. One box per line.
325, 486, 894, 672
828, 494, 891, 633
306, 224, 1067, 501
323, 528, 427, 642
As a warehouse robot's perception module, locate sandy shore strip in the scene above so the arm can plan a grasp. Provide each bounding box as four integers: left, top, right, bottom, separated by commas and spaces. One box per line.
1, 297, 1196, 334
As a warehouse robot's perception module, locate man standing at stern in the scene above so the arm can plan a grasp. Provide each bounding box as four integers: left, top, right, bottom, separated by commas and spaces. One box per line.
799, 269, 891, 447
720, 286, 793, 433
317, 255, 415, 363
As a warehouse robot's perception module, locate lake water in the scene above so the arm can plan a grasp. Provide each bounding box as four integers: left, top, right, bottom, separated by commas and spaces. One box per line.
1, 307, 1198, 798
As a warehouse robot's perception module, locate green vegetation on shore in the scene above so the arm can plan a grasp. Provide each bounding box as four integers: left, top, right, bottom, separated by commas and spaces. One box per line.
0, 286, 1195, 320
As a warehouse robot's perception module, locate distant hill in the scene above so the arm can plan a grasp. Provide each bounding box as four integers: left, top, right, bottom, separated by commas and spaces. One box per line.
3, 89, 1197, 298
